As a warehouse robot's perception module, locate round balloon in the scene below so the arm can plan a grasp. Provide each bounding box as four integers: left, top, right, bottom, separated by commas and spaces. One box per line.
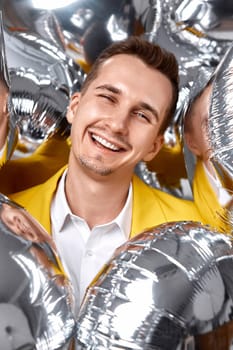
0, 193, 75, 349
76, 221, 233, 349
0, 6, 85, 152
0, 12, 18, 167
209, 43, 233, 185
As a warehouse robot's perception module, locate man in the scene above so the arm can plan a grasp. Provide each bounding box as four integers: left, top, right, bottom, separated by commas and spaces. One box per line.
184, 81, 232, 232
9, 36, 217, 311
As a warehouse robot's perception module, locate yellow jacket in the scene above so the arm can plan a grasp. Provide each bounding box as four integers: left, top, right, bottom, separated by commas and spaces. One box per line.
0, 135, 70, 195
9, 166, 216, 238
193, 159, 231, 234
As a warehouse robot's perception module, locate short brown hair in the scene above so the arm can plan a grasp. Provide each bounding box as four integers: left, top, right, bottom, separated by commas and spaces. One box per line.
81, 36, 179, 134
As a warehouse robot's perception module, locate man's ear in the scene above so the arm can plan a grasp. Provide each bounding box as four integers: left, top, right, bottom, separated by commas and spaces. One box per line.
143, 134, 164, 162
66, 92, 81, 124
184, 132, 201, 156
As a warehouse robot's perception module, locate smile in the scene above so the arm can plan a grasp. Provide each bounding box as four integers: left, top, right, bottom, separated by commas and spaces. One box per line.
91, 134, 121, 151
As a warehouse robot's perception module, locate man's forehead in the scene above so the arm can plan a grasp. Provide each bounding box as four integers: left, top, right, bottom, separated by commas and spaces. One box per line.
99, 54, 146, 73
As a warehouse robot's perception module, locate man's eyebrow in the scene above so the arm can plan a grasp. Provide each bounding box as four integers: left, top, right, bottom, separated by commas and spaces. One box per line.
95, 84, 121, 94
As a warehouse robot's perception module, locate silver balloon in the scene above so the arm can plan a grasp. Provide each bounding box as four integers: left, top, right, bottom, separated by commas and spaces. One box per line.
0, 11, 18, 167
136, 0, 233, 88
209, 43, 233, 183
2, 4, 83, 90
208, 43, 233, 231
76, 221, 233, 349
9, 67, 71, 145
0, 303, 35, 350
0, 193, 75, 349
0, 6, 85, 149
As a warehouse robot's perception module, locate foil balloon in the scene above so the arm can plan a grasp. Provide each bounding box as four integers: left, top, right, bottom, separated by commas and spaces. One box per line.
209, 43, 233, 186
208, 43, 233, 230
0, 5, 85, 149
53, 0, 139, 70
0, 12, 18, 167
155, 0, 233, 85
76, 221, 233, 349
0, 193, 75, 349
9, 67, 70, 145
2, 4, 83, 93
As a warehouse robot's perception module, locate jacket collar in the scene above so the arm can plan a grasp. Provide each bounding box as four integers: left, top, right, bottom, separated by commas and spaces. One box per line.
17, 168, 167, 239
130, 175, 166, 237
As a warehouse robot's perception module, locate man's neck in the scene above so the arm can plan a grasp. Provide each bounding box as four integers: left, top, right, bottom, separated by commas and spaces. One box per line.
65, 166, 132, 229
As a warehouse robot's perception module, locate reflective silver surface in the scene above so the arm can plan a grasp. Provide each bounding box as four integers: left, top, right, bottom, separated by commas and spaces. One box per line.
130, 0, 233, 196
9, 67, 71, 144
182, 42, 233, 231
0, 194, 75, 349
76, 221, 233, 349
209, 43, 233, 182
143, 0, 233, 88
0, 12, 18, 167
1, 6, 85, 148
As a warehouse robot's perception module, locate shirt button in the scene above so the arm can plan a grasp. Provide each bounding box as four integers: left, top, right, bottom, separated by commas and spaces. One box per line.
86, 250, 93, 257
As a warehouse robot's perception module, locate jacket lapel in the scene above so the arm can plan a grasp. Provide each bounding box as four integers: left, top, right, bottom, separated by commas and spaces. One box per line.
130, 175, 167, 238
193, 159, 228, 231
10, 166, 67, 234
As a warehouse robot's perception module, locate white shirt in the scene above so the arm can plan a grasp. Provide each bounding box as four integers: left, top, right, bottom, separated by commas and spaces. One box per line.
51, 170, 132, 314
203, 163, 232, 207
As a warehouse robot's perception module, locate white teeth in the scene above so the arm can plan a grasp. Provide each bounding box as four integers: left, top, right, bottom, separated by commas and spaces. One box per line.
92, 134, 120, 151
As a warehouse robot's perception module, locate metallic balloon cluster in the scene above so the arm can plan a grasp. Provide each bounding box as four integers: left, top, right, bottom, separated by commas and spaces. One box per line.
0, 194, 75, 349
209, 44, 233, 183
208, 43, 233, 230
2, 195, 233, 350
76, 221, 233, 349
0, 2, 232, 348
0, 4, 85, 165
132, 0, 233, 198
0, 13, 18, 168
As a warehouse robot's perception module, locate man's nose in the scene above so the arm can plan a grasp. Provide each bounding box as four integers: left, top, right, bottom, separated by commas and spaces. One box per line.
105, 110, 129, 135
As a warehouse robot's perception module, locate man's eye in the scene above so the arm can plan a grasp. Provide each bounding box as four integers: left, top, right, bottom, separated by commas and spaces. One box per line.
136, 111, 150, 122
98, 94, 114, 102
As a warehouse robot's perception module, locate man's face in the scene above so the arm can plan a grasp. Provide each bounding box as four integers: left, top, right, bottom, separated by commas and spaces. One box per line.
184, 84, 212, 162
67, 54, 173, 179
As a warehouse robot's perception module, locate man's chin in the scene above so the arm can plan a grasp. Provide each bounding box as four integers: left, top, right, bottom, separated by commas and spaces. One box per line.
79, 156, 112, 176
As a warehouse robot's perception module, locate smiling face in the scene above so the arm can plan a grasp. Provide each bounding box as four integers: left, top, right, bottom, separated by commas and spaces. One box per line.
67, 54, 173, 180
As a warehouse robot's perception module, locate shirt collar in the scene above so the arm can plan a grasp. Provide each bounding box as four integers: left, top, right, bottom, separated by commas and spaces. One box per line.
203, 163, 232, 206
113, 182, 132, 239
51, 169, 132, 239
51, 169, 71, 233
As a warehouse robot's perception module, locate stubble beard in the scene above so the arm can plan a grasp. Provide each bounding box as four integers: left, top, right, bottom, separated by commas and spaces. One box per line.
79, 155, 113, 176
